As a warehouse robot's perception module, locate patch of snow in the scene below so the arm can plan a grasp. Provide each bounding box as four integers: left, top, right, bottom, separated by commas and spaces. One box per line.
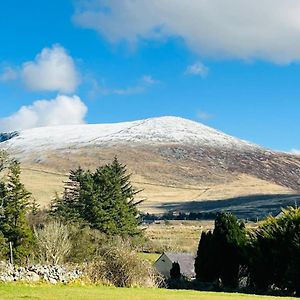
0, 116, 260, 156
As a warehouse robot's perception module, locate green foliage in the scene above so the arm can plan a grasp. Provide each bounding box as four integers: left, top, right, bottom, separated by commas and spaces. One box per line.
0, 161, 33, 262
66, 225, 107, 263
195, 212, 247, 288
51, 157, 142, 236
248, 207, 300, 296
195, 231, 218, 283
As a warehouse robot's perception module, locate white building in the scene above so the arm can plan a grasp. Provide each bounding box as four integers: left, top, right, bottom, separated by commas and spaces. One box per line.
154, 252, 196, 279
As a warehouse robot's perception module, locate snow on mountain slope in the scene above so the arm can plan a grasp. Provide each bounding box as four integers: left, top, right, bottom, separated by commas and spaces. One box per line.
0, 116, 259, 154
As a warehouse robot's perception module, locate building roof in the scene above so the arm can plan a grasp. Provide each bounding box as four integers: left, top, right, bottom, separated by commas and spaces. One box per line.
164, 252, 196, 278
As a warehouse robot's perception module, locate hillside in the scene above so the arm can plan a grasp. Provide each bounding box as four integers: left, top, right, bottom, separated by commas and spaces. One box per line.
1, 116, 299, 215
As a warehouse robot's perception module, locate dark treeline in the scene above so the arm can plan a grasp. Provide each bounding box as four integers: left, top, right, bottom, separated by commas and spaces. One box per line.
194, 210, 300, 297
142, 211, 217, 222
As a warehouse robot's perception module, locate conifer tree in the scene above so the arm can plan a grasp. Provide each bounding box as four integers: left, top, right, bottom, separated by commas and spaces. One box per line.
195, 212, 246, 288
170, 262, 181, 279
51, 157, 142, 236
0, 161, 33, 262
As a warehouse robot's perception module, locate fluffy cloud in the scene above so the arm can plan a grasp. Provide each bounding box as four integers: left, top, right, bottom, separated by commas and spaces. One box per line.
21, 45, 80, 93
185, 62, 209, 77
0, 67, 18, 82
74, 0, 300, 63
0, 95, 87, 132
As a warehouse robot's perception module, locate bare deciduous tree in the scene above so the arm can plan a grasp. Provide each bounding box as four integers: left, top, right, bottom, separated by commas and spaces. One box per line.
34, 221, 71, 264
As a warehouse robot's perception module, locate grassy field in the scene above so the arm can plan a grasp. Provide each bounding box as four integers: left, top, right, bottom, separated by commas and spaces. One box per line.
0, 284, 296, 300
144, 220, 214, 252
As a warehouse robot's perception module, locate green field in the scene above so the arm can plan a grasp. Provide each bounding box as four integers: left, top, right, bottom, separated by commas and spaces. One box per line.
0, 284, 296, 300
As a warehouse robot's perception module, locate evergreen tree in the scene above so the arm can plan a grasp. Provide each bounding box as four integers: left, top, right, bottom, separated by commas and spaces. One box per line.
0, 161, 33, 262
51, 157, 142, 236
195, 231, 218, 282
248, 207, 300, 296
195, 212, 247, 288
213, 212, 247, 288
170, 262, 181, 279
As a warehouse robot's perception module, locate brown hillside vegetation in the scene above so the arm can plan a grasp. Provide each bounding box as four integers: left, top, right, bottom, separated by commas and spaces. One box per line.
17, 144, 299, 214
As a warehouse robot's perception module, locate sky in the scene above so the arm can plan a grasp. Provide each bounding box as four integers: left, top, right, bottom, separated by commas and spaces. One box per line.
0, 0, 299, 153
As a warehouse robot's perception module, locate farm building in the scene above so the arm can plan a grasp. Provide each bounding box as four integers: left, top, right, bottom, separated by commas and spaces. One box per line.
154, 252, 196, 279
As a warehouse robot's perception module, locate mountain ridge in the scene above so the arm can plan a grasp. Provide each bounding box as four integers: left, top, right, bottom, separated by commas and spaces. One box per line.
0, 116, 260, 154
0, 116, 299, 214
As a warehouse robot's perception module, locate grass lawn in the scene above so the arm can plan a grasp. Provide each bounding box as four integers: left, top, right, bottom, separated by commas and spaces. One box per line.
0, 284, 296, 300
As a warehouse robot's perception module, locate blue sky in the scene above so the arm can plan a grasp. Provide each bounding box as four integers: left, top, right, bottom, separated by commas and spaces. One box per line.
0, 0, 299, 152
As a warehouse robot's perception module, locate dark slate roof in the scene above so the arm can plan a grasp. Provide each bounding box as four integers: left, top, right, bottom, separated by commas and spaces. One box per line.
165, 252, 196, 278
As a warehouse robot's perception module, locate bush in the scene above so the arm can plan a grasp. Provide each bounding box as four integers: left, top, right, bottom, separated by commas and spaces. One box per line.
34, 221, 71, 264
66, 225, 107, 263
83, 238, 159, 287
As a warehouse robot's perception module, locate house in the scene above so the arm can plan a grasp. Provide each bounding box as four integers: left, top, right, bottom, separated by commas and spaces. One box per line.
154, 252, 196, 279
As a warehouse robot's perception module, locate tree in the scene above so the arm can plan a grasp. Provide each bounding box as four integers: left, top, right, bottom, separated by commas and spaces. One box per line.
248, 207, 300, 296
195, 212, 247, 288
170, 262, 181, 280
51, 157, 142, 236
34, 221, 71, 264
0, 161, 33, 262
213, 212, 247, 288
195, 231, 218, 282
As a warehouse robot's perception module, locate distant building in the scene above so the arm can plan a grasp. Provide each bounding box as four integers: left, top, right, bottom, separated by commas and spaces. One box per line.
154, 252, 196, 279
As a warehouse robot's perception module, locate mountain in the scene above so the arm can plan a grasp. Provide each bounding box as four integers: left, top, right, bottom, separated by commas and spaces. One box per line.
1, 116, 300, 217
0, 116, 258, 153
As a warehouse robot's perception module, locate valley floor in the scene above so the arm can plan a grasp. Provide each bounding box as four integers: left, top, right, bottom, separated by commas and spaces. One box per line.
0, 284, 296, 300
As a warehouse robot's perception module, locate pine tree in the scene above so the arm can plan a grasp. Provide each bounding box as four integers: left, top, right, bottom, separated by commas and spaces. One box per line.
0, 161, 33, 262
170, 262, 181, 279
213, 212, 247, 288
51, 157, 142, 236
195, 231, 218, 282
195, 212, 247, 288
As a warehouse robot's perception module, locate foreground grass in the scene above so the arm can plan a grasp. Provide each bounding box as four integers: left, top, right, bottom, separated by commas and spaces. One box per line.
0, 284, 296, 300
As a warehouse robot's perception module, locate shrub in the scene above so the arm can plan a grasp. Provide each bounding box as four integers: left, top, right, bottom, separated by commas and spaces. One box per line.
34, 221, 71, 264
83, 238, 159, 287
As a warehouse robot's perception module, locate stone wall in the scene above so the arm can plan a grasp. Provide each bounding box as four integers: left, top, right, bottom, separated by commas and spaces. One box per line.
0, 262, 83, 284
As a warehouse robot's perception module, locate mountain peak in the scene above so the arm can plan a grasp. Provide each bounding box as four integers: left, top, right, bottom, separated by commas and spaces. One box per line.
0, 116, 259, 155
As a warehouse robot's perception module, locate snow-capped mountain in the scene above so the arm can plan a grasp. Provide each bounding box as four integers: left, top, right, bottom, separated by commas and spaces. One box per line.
0, 116, 259, 154
0, 116, 299, 215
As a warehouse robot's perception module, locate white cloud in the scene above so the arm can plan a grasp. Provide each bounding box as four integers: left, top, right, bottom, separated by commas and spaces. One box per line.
0, 95, 87, 132
21, 45, 80, 93
185, 62, 209, 77
0, 67, 18, 82
74, 0, 300, 63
